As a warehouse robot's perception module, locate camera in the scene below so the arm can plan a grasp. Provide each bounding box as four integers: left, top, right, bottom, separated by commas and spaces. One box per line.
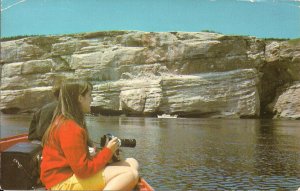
100, 134, 136, 148
100, 134, 136, 162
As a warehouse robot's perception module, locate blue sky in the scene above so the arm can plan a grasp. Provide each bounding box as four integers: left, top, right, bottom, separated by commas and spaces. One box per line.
1, 0, 300, 38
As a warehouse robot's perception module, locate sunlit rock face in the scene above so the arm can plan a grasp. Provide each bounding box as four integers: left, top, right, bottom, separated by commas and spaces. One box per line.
1, 31, 299, 118
92, 69, 260, 118
268, 82, 300, 120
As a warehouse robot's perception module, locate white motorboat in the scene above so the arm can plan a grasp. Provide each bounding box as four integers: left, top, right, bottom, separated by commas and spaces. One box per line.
157, 114, 178, 118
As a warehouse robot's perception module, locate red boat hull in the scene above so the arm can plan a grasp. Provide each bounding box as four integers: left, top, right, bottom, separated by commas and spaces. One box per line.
0, 134, 154, 191
0, 133, 29, 152
138, 178, 154, 191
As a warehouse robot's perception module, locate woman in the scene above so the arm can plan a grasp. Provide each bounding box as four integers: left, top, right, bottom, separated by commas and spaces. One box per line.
40, 81, 139, 190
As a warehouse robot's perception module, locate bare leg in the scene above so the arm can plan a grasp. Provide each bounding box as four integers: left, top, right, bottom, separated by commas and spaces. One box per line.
103, 165, 139, 191
125, 158, 139, 170
109, 158, 139, 170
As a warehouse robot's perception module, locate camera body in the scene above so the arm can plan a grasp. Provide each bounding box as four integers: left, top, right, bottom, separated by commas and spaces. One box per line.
100, 134, 136, 162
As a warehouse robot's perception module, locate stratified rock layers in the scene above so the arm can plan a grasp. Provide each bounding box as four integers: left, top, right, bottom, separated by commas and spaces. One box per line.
92, 69, 259, 117
1, 31, 299, 119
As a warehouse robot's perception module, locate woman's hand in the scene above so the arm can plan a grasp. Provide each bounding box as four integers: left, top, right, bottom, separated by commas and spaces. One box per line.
106, 137, 120, 153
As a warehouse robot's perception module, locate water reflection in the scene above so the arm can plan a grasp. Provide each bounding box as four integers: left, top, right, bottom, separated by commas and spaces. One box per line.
1, 115, 299, 190
255, 120, 300, 177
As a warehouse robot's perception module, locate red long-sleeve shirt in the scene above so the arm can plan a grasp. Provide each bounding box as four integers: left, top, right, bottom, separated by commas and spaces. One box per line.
40, 118, 113, 189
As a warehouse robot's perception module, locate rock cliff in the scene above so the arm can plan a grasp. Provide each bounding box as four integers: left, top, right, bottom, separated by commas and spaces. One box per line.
1, 31, 299, 119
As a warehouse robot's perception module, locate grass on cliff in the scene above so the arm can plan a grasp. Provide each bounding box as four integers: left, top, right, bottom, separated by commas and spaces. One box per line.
80, 31, 129, 39
0, 35, 38, 41
25, 36, 60, 51
287, 38, 300, 46
263, 37, 290, 41
262, 37, 300, 46
1, 31, 129, 42
201, 30, 222, 34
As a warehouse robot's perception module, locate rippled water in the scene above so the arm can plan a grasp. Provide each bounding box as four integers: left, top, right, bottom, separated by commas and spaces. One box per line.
1, 114, 300, 190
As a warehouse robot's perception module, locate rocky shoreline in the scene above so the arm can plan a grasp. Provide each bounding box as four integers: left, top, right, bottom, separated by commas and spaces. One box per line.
1, 31, 299, 119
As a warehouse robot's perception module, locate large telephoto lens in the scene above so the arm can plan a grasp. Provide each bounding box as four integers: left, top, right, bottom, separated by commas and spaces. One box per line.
100, 134, 136, 148
120, 139, 136, 147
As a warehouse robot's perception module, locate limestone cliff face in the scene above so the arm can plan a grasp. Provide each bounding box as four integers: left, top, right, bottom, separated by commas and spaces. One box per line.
0, 31, 299, 119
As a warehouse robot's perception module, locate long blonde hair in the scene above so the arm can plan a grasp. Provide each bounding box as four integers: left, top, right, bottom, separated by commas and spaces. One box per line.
42, 80, 93, 146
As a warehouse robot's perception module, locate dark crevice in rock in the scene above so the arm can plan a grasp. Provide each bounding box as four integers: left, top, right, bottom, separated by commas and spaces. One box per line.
259, 60, 294, 118
177, 111, 220, 118
1, 107, 21, 114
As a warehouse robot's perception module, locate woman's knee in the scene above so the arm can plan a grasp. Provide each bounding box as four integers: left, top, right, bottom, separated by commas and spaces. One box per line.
129, 168, 139, 183
126, 158, 139, 170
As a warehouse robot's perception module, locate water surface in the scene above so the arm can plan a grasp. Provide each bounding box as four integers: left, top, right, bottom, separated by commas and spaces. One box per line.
1, 114, 300, 190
